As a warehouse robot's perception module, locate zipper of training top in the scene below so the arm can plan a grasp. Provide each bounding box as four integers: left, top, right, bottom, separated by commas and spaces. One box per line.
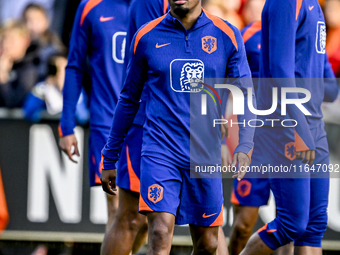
174, 18, 190, 52
185, 32, 190, 52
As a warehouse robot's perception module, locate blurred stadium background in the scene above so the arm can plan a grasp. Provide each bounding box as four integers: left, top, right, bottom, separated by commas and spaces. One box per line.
0, 0, 339, 254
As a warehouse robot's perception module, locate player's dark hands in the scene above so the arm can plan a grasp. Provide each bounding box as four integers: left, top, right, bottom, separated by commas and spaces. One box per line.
221, 122, 228, 140
296, 150, 315, 166
221, 144, 232, 167
101, 169, 117, 195
232, 152, 250, 181
59, 134, 80, 163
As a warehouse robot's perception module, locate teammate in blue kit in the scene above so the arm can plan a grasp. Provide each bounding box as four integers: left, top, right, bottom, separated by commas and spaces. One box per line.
57, 0, 134, 251
240, 0, 338, 254
100, 0, 255, 253
100, 1, 170, 254
230, 20, 338, 255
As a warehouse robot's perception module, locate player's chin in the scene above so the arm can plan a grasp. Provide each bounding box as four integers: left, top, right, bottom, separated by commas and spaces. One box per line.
173, 5, 190, 17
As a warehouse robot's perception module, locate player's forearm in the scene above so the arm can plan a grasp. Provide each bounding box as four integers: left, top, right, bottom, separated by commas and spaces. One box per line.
323, 57, 339, 102
235, 92, 255, 157
59, 67, 84, 136
267, 58, 315, 149
323, 80, 339, 102
273, 79, 315, 150
101, 98, 140, 169
284, 97, 315, 151
269, 71, 315, 149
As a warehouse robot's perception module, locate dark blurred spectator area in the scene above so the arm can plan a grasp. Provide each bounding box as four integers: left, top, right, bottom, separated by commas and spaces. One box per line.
0, 0, 90, 124
0, 0, 81, 47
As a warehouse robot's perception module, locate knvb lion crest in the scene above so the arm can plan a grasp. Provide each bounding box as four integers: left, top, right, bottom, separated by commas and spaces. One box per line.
180, 62, 204, 92
285, 142, 296, 161
148, 184, 163, 203
202, 36, 217, 54
237, 180, 252, 197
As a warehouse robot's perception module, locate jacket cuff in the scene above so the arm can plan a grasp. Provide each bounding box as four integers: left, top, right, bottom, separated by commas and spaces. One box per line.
58, 123, 74, 137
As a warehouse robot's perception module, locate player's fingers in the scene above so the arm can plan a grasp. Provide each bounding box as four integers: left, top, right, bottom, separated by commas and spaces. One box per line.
232, 163, 243, 180
110, 173, 116, 188
59, 139, 77, 163
108, 174, 117, 195
101, 180, 108, 193
232, 166, 239, 178
299, 151, 306, 161
102, 179, 116, 195
231, 153, 238, 167
296, 151, 302, 159
296, 151, 301, 159
238, 171, 247, 181
233, 167, 243, 181
302, 151, 310, 164
237, 161, 247, 181
308, 150, 315, 166
59, 143, 69, 155
226, 155, 232, 167
242, 156, 250, 169
236, 170, 245, 181
108, 180, 117, 195
66, 149, 78, 163
73, 143, 80, 157
221, 126, 226, 140
59, 139, 66, 150
232, 168, 238, 178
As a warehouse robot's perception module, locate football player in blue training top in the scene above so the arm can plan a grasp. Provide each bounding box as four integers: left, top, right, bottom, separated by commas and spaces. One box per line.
240, 0, 337, 254
101, 0, 255, 254
57, 0, 148, 253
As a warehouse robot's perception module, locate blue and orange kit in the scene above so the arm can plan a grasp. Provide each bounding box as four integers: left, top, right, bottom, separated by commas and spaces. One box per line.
102, 10, 255, 170
255, 0, 332, 249
243, 20, 338, 99
115, 0, 170, 192
259, 0, 332, 151
124, 0, 170, 126
241, 21, 261, 87
59, 0, 130, 136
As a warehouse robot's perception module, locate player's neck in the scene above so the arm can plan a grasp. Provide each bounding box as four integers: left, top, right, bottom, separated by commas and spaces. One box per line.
170, 5, 202, 30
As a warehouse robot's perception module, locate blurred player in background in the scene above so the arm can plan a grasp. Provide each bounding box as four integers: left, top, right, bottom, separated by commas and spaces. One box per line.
58, 0, 131, 250
324, 0, 340, 77
101, 0, 255, 253
228, 2, 295, 255
100, 1, 168, 254
240, 0, 337, 254
231, 21, 337, 255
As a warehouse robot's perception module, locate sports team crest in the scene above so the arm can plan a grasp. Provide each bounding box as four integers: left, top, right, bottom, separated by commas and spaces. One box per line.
316, 21, 326, 54
180, 62, 204, 92
202, 36, 217, 54
237, 180, 252, 197
285, 142, 296, 161
170, 59, 205, 92
148, 184, 163, 203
